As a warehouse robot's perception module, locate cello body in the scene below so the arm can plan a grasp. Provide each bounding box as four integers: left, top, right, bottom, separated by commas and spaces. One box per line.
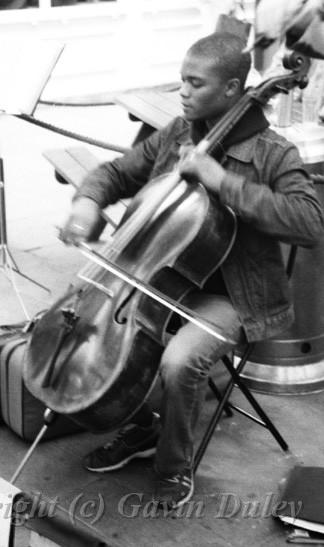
24, 175, 236, 432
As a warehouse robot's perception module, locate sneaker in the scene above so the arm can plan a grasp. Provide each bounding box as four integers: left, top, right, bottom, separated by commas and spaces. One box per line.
83, 413, 160, 472
153, 469, 194, 509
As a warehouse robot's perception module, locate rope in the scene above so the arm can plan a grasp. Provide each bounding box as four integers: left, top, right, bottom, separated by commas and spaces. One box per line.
39, 99, 115, 107
16, 113, 129, 155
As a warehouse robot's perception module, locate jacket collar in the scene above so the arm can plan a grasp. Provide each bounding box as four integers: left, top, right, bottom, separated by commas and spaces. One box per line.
176, 104, 269, 163
224, 135, 261, 163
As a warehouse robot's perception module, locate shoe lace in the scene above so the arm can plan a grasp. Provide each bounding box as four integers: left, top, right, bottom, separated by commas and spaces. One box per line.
103, 424, 134, 450
160, 473, 192, 487
102, 413, 160, 450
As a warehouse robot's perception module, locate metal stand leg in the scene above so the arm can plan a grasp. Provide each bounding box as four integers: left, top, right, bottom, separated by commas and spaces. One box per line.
0, 158, 51, 320
10, 409, 56, 485
208, 377, 233, 418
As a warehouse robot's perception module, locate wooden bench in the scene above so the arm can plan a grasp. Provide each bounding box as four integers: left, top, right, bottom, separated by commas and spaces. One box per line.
44, 146, 128, 230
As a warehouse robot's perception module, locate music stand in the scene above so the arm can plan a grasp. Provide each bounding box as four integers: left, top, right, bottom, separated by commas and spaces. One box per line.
0, 153, 51, 320
0, 41, 65, 320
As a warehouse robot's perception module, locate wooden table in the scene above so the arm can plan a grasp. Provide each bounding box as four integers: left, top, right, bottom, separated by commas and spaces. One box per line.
276, 123, 324, 169
115, 82, 181, 132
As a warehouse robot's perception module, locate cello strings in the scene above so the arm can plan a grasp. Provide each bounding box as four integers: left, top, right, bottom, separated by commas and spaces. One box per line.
74, 170, 184, 290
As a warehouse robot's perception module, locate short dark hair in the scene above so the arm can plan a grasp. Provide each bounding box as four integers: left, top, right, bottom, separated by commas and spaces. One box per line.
187, 32, 251, 91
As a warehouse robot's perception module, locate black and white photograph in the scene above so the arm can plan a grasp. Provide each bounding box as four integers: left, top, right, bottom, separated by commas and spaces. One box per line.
1, 1, 324, 545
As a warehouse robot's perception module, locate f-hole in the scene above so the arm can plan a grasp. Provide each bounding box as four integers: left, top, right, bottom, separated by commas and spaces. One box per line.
114, 288, 137, 324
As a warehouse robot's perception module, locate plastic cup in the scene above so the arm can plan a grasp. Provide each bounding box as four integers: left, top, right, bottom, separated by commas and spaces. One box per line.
302, 95, 319, 123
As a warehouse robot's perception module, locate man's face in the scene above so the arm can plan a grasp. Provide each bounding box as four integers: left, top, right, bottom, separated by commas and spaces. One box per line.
180, 52, 230, 122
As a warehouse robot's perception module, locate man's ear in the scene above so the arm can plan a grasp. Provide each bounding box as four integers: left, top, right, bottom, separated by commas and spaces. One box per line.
225, 78, 241, 97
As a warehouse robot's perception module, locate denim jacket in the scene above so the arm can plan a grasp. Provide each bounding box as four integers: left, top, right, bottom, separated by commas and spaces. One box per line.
77, 116, 324, 341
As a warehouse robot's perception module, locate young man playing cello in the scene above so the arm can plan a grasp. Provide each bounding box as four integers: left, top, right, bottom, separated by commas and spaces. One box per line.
60, 32, 323, 509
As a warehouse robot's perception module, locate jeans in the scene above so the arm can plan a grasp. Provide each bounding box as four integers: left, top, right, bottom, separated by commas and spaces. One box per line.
151, 291, 245, 476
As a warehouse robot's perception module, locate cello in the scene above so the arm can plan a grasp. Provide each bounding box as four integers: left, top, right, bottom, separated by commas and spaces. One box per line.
23, 52, 310, 433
